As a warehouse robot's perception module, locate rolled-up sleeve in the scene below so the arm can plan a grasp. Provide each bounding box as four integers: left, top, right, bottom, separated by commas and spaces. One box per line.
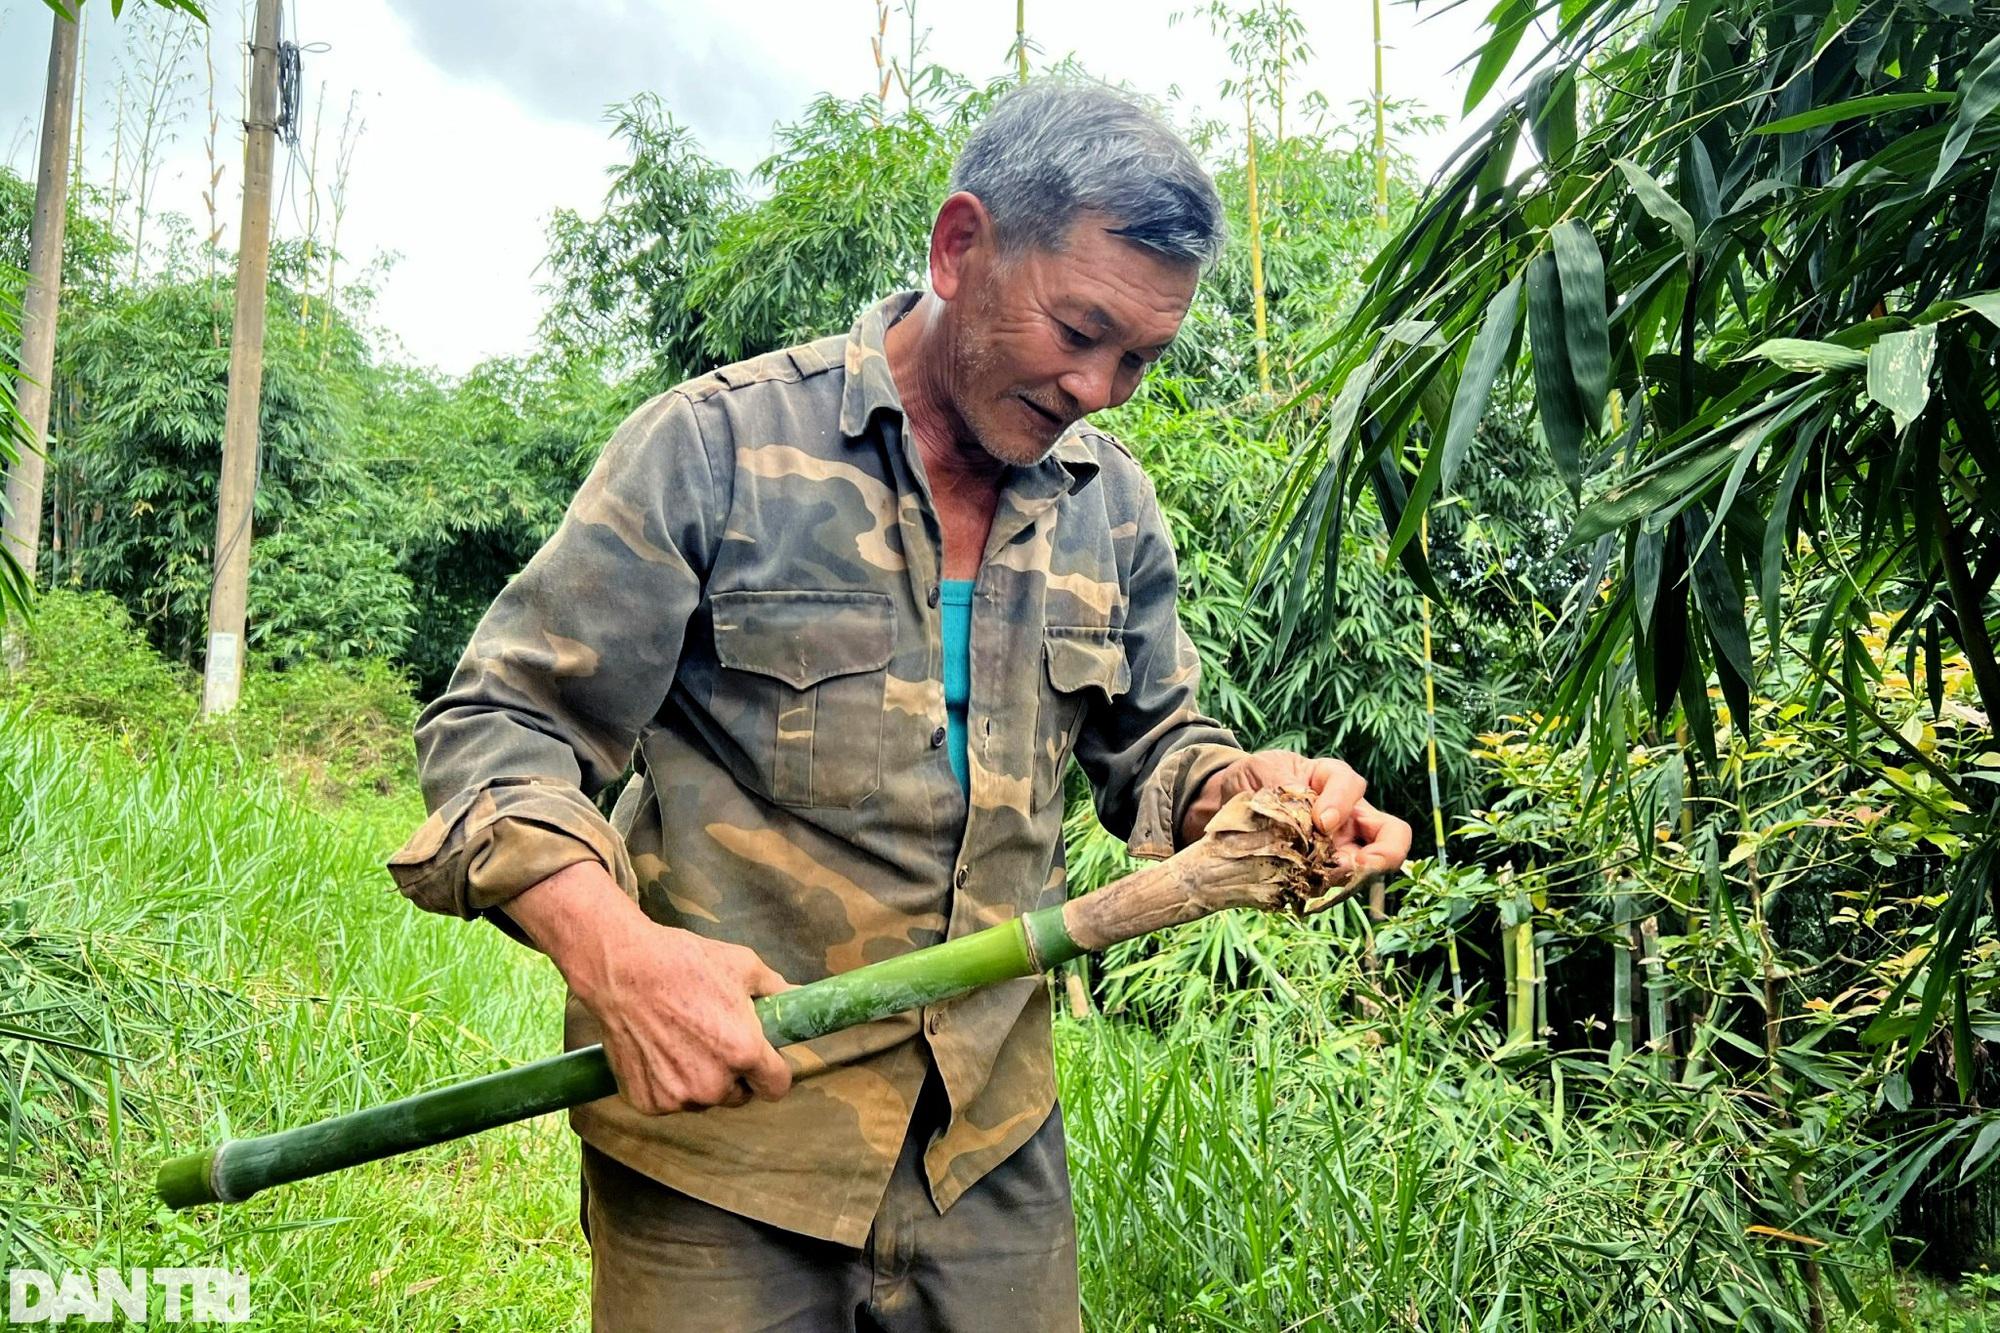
1074, 474, 1243, 860
387, 390, 725, 918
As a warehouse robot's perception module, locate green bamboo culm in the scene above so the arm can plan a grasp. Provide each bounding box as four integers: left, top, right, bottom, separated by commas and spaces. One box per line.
157, 905, 1085, 1210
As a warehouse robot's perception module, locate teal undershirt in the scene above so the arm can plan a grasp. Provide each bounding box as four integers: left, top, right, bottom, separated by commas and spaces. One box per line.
939, 580, 975, 795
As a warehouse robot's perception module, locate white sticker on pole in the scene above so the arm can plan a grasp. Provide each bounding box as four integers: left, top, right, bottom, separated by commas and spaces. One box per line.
207, 632, 240, 690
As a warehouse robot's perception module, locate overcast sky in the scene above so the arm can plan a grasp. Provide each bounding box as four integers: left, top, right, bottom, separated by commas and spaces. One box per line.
0, 0, 1500, 375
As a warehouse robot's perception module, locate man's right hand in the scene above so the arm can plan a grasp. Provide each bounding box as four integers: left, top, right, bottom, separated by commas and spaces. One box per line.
502, 860, 794, 1115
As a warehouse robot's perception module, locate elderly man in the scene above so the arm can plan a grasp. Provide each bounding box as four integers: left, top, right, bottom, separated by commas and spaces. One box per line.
389, 80, 1411, 1330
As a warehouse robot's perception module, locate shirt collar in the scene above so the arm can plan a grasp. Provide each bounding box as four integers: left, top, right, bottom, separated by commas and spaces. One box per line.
838, 290, 1100, 487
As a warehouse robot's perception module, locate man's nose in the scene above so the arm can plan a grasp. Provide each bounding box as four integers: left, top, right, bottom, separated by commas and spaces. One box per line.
1058, 359, 1115, 415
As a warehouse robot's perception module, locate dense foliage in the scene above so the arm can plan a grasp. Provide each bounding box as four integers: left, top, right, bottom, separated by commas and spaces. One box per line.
1257, 0, 2000, 1291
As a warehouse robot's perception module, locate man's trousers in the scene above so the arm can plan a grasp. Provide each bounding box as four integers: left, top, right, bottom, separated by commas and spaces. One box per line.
579, 1071, 1082, 1331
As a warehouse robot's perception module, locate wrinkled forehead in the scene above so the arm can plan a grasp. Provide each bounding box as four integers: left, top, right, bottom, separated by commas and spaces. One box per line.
1010, 220, 1199, 346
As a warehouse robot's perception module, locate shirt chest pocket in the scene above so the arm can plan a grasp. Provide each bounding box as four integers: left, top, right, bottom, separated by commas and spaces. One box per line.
710, 589, 896, 809
1034, 625, 1131, 809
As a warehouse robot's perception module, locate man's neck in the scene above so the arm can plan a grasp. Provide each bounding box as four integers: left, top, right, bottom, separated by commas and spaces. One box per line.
882, 294, 1008, 497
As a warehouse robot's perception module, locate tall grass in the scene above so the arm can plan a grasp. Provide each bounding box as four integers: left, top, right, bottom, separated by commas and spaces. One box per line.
1060, 985, 1996, 1332
0, 710, 584, 1328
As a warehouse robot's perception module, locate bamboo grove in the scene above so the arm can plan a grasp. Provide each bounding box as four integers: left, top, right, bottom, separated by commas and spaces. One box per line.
1256, 0, 2000, 1279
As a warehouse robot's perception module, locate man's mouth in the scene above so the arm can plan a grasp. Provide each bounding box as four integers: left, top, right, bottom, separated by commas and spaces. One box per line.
1018, 396, 1065, 429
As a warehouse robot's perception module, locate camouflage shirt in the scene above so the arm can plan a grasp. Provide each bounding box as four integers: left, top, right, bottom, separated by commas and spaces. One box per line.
389, 291, 1244, 1246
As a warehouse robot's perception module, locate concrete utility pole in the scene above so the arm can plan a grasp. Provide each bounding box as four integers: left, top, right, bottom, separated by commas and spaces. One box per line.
201, 0, 280, 716
2, 9, 81, 604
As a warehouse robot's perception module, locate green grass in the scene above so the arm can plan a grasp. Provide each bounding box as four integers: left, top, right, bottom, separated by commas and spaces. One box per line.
0, 711, 586, 1329
1061, 997, 2000, 1331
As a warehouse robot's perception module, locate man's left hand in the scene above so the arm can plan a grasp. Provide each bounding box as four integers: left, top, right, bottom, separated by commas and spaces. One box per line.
1181, 750, 1414, 883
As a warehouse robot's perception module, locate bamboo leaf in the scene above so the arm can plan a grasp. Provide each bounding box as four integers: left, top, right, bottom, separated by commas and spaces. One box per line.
1551, 221, 1610, 421
1568, 427, 1750, 547
1683, 137, 1719, 232
1372, 449, 1444, 600
1439, 275, 1522, 498
1759, 430, 1809, 650
1632, 526, 1665, 634
1321, 343, 1386, 460
1927, 31, 2000, 191
1679, 623, 1717, 762
1689, 514, 1754, 706
1614, 158, 1696, 255
1949, 291, 2000, 329
1962, 1119, 2000, 1186
1687, 415, 1766, 569
1952, 973, 1975, 1104
1926, 613, 1944, 719
1388, 275, 1523, 558
1745, 339, 1867, 373
1524, 67, 1578, 165
1751, 91, 1956, 134
1463, 0, 1535, 114
1865, 325, 1937, 434
1528, 253, 1586, 497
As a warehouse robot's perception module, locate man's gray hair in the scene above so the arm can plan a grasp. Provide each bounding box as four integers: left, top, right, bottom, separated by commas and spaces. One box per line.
949, 80, 1226, 270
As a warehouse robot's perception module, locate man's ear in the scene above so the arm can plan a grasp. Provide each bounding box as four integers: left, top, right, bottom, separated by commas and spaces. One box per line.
928, 192, 993, 303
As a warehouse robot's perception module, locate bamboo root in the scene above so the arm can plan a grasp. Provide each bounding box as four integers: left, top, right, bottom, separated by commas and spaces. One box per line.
1063, 787, 1359, 950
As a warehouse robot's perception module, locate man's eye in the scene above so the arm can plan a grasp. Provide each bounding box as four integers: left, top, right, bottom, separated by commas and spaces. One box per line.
1058, 322, 1093, 348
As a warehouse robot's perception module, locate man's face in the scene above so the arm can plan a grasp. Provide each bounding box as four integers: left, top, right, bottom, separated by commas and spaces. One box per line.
944, 212, 1199, 467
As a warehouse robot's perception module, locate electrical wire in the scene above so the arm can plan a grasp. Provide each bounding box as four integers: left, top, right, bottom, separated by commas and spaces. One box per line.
275, 35, 302, 148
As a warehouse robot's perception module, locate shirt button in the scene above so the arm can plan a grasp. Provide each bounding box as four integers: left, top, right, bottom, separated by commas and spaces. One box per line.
927, 1011, 943, 1035
926, 584, 940, 608
931, 725, 946, 748
954, 866, 969, 890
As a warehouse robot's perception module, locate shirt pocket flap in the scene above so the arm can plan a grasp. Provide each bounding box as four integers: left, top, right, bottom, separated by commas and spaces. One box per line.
712, 589, 895, 689
1043, 625, 1131, 698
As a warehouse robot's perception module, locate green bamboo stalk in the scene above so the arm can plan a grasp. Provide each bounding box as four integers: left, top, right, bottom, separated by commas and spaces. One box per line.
157, 906, 1082, 1211
1015, 0, 1028, 84
1612, 880, 1635, 1058
1533, 941, 1548, 1041
1244, 82, 1271, 396
1372, 0, 1388, 227
157, 786, 1352, 1211
1640, 911, 1670, 1070
1512, 920, 1537, 1045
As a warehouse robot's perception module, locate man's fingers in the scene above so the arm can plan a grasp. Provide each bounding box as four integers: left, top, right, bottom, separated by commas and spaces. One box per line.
1305, 757, 1367, 836
724, 943, 792, 997
746, 960, 793, 998
741, 1043, 792, 1102
1352, 800, 1414, 876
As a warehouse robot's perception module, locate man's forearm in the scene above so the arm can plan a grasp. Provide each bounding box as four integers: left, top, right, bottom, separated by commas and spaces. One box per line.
501, 860, 650, 1002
